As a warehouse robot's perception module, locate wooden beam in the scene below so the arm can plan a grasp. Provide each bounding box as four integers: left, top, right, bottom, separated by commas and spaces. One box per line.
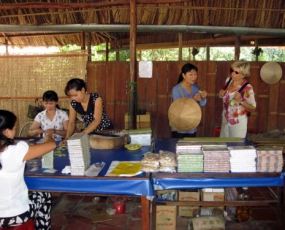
1, 33, 13, 46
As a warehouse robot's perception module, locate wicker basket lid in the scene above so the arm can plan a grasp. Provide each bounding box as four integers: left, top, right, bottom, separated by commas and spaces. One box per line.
260, 62, 282, 84
168, 98, 202, 131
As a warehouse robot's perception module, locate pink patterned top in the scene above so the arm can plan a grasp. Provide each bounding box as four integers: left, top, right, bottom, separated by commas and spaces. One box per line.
222, 78, 256, 125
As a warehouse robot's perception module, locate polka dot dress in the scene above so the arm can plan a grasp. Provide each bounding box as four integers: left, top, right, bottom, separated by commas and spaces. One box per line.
71, 93, 113, 131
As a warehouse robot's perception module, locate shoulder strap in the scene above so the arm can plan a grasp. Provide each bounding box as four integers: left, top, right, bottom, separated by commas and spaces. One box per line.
223, 78, 232, 90
178, 85, 185, 97
238, 82, 249, 93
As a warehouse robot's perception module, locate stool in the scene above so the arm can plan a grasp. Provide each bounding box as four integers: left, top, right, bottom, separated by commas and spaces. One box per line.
213, 127, 221, 137
0, 219, 35, 230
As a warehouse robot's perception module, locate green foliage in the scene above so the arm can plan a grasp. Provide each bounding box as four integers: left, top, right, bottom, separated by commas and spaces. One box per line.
59, 44, 285, 62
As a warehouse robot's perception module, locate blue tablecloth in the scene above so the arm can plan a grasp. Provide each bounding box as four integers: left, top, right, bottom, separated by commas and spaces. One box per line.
152, 138, 284, 190
24, 142, 154, 196
152, 174, 284, 190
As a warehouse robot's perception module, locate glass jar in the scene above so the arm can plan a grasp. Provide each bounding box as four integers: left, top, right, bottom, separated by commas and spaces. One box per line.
236, 187, 252, 222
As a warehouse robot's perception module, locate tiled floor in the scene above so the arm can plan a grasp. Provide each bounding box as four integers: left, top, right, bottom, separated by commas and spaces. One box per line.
50, 187, 284, 230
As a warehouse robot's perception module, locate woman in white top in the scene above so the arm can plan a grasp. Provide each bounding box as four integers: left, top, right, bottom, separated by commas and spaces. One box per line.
0, 110, 56, 229
28, 90, 69, 139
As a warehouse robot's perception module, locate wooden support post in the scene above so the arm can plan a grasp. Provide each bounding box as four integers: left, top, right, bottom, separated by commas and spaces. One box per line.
105, 38, 109, 62
81, 32, 85, 50
206, 43, 210, 61
178, 33, 182, 61
87, 32, 91, 62
139, 49, 142, 61
255, 39, 258, 62
188, 47, 191, 60
141, 196, 150, 230
234, 35, 241, 61
115, 41, 120, 61
5, 38, 8, 55
129, 0, 137, 129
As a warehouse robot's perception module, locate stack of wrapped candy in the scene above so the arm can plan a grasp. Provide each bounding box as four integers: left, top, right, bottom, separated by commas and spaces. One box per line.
176, 142, 203, 172
141, 152, 160, 172
177, 151, 203, 173
176, 142, 202, 153
202, 145, 230, 172
256, 146, 284, 172
158, 151, 177, 173
67, 133, 90, 175
228, 146, 257, 172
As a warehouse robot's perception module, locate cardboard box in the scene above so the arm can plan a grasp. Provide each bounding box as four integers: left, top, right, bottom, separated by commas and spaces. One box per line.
179, 206, 199, 217
156, 190, 177, 201
124, 112, 151, 129
179, 189, 200, 201
178, 189, 200, 216
156, 206, 177, 230
202, 188, 225, 201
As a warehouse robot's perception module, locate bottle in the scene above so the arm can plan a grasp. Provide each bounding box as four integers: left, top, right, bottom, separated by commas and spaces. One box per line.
236, 187, 252, 222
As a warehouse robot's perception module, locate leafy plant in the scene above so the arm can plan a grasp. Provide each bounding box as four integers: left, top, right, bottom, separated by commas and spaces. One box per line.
252, 47, 263, 56
192, 47, 199, 56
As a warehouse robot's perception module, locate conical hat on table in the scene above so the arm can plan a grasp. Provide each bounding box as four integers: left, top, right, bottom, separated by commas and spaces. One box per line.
260, 62, 282, 84
168, 98, 202, 131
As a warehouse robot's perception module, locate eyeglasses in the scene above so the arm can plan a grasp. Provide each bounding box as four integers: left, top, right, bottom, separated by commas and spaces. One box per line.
230, 68, 240, 74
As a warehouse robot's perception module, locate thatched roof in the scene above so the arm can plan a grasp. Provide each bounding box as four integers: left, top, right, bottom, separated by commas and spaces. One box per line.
0, 0, 285, 49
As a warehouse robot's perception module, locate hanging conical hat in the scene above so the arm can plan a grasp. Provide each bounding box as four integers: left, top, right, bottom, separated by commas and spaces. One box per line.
260, 62, 282, 84
168, 98, 202, 131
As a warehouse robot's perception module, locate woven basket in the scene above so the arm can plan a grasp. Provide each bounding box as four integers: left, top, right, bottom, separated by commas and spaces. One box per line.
89, 131, 126, 149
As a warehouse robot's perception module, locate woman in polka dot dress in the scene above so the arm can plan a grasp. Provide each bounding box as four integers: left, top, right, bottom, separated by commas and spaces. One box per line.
62, 78, 113, 143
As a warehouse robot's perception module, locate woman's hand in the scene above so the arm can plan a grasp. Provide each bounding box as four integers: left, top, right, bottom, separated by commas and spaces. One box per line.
44, 133, 55, 143
218, 89, 226, 98
193, 93, 201, 101
59, 138, 67, 146
45, 128, 55, 135
234, 91, 242, 103
194, 90, 207, 101
200, 90, 207, 100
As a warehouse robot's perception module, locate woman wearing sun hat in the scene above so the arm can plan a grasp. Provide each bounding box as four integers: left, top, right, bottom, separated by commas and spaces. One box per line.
218, 60, 256, 138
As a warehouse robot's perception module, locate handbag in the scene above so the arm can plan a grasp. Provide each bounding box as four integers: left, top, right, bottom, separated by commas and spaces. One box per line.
27, 99, 44, 119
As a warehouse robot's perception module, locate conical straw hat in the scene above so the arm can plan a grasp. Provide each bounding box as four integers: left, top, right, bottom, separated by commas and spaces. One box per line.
260, 62, 282, 84
168, 98, 202, 131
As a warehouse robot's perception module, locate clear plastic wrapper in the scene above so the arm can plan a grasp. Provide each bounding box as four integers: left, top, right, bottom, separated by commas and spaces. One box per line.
158, 165, 176, 173
159, 150, 177, 166
141, 152, 160, 166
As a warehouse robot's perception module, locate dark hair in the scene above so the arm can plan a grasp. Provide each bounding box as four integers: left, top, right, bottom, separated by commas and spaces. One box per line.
64, 78, 87, 96
177, 63, 198, 84
43, 90, 58, 102
0, 110, 16, 149
42, 90, 60, 109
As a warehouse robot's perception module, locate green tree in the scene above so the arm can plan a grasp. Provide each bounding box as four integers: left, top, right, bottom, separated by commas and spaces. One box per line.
59, 44, 285, 62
